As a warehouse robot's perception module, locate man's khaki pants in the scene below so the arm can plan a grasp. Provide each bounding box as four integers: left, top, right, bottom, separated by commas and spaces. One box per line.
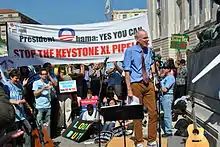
131, 82, 158, 144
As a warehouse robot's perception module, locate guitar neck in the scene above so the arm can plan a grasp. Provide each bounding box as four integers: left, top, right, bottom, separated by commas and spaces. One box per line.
191, 96, 198, 130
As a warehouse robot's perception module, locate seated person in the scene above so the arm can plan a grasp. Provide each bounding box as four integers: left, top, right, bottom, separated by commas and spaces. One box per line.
102, 99, 117, 131
86, 89, 98, 100
81, 104, 103, 131
82, 104, 103, 122
80, 89, 99, 112
103, 86, 122, 106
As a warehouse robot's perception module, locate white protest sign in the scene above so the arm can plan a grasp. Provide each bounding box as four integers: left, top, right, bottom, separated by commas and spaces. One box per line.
59, 80, 77, 93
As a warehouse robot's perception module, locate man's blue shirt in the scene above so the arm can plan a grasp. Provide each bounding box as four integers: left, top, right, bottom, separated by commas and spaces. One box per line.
123, 45, 154, 83
32, 79, 51, 109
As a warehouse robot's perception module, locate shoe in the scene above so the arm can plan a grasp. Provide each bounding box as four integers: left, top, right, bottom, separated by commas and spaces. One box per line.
136, 143, 144, 147
162, 133, 172, 137
125, 130, 133, 136
61, 129, 65, 134
147, 141, 158, 147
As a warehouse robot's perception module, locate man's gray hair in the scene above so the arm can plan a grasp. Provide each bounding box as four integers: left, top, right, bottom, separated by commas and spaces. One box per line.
134, 29, 147, 39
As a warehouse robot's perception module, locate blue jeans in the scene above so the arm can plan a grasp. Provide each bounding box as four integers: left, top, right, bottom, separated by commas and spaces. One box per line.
102, 121, 115, 131
36, 108, 51, 137
160, 94, 173, 134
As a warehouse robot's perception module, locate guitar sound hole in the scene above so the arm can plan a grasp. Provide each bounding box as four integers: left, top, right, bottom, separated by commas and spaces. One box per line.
192, 140, 202, 142
192, 129, 199, 135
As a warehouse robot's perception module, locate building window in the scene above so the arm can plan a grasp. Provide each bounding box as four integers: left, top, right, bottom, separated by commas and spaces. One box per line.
199, 0, 203, 14
122, 14, 127, 19
188, 0, 192, 16
8, 14, 12, 17
177, 0, 182, 32
199, 0, 203, 22
157, 14, 162, 37
1, 30, 6, 33
0, 15, 3, 18
179, 5, 182, 21
134, 14, 139, 16
210, 0, 214, 18
157, 0, 161, 9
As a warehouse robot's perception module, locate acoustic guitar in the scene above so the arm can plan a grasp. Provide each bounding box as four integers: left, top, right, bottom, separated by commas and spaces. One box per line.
185, 96, 209, 147
25, 102, 54, 147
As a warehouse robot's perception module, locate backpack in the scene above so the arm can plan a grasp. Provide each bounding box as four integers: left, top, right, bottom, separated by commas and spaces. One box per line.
174, 118, 189, 137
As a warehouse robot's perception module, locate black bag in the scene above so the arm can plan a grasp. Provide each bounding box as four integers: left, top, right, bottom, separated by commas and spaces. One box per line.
0, 87, 15, 131
174, 119, 189, 137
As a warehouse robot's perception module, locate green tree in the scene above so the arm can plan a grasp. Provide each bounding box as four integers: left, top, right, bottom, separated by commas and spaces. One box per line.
0, 38, 6, 44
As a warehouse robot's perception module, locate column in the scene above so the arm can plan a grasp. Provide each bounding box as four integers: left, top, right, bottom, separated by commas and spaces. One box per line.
147, 0, 157, 39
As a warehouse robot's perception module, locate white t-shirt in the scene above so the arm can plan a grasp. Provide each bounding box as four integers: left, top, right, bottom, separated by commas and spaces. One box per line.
82, 110, 103, 121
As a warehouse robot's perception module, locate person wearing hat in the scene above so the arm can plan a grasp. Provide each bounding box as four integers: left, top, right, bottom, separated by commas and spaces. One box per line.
159, 63, 176, 137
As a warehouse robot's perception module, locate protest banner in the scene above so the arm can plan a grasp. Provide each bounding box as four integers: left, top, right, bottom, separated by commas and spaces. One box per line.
7, 14, 151, 66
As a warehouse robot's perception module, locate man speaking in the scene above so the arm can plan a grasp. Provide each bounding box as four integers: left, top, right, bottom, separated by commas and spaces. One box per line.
123, 29, 158, 147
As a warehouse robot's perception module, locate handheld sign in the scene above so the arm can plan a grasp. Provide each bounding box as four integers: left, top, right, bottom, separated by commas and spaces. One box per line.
80, 98, 98, 112
111, 126, 123, 137
94, 131, 113, 143
62, 118, 95, 142
59, 80, 77, 93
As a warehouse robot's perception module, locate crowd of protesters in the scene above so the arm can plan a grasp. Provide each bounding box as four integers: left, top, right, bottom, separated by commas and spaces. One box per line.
0, 52, 187, 146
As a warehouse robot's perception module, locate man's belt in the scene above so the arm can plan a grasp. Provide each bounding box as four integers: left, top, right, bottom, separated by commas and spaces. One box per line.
132, 79, 152, 87
140, 79, 152, 87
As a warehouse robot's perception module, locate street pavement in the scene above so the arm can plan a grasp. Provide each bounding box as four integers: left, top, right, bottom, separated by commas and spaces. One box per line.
53, 135, 186, 147
53, 137, 105, 147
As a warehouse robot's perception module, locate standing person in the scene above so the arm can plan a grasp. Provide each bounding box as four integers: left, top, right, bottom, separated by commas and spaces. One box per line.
32, 68, 55, 137
68, 64, 87, 99
106, 61, 123, 98
4, 69, 32, 147
89, 63, 102, 96
160, 63, 175, 137
167, 58, 177, 78
42, 62, 58, 137
43, 62, 58, 87
175, 59, 187, 100
57, 66, 73, 132
123, 29, 158, 147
